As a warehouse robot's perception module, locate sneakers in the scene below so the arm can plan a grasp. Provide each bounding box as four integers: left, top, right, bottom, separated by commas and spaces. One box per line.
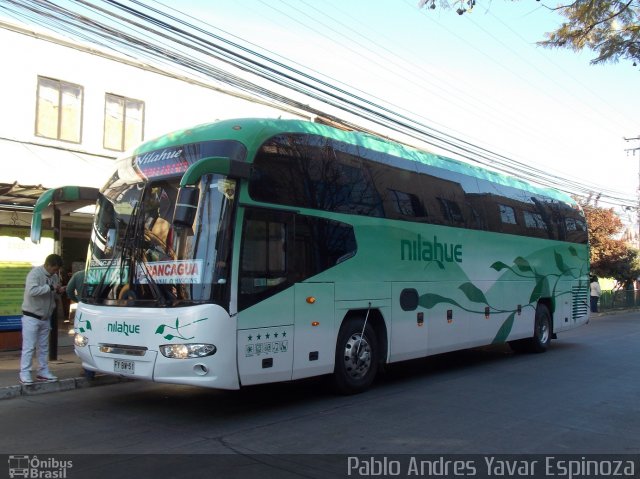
36, 371, 58, 382
19, 374, 33, 384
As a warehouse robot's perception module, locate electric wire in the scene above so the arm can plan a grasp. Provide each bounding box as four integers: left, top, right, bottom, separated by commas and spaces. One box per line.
0, 0, 635, 208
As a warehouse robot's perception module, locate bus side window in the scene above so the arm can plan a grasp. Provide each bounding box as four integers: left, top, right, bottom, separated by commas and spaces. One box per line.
238, 209, 294, 311
238, 209, 357, 312
293, 215, 357, 278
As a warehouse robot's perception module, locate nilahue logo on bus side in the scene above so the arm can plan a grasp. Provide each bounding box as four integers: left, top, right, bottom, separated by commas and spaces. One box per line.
400, 235, 462, 263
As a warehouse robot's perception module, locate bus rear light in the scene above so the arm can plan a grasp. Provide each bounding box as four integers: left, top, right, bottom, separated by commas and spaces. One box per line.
160, 343, 217, 359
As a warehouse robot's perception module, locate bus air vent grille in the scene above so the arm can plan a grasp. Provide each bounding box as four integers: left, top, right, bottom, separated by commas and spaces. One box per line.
571, 286, 589, 320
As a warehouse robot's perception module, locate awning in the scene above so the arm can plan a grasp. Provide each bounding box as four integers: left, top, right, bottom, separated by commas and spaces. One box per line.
0, 182, 50, 209
31, 186, 100, 243
0, 137, 115, 209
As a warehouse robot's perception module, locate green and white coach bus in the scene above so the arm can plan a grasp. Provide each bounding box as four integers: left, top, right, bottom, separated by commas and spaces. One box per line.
34, 118, 590, 394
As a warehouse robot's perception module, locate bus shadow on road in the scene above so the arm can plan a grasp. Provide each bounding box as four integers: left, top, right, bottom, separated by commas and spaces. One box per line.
373, 339, 586, 389
100, 340, 587, 417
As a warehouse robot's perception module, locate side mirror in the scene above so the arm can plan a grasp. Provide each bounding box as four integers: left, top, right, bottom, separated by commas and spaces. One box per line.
172, 187, 199, 227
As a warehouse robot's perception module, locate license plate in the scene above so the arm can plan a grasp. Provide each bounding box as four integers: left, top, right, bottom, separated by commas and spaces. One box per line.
114, 359, 135, 374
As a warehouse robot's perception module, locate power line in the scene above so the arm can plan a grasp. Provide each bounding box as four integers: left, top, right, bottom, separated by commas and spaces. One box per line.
0, 0, 635, 208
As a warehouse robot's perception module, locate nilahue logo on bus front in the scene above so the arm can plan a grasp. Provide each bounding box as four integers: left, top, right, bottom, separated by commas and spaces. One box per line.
135, 148, 183, 166
107, 321, 140, 336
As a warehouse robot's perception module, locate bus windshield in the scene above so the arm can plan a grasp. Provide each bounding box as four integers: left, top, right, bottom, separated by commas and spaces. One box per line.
84, 173, 236, 308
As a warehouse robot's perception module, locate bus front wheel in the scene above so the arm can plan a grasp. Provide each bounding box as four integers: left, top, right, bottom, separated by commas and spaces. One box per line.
333, 318, 379, 395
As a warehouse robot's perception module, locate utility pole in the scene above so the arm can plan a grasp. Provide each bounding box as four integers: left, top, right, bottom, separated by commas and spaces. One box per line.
624, 136, 640, 248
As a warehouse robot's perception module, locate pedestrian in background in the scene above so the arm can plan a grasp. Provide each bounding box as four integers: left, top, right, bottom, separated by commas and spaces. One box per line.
66, 269, 85, 303
19, 253, 65, 384
590, 275, 601, 313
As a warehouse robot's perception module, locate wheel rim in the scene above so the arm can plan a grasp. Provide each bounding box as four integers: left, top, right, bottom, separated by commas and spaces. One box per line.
343, 332, 372, 380
538, 317, 549, 343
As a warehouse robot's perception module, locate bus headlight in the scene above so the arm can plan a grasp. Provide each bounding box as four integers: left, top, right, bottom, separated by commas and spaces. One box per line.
160, 343, 217, 359
74, 333, 89, 348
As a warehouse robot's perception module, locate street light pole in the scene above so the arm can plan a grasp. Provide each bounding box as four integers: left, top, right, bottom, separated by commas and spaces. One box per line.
624, 136, 640, 248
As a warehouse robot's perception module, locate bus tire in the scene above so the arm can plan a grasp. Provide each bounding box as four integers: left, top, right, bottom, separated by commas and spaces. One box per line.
333, 318, 378, 395
509, 304, 552, 353
530, 303, 552, 353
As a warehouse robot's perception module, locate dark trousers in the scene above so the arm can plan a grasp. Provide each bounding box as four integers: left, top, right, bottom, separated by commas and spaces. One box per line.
590, 296, 599, 313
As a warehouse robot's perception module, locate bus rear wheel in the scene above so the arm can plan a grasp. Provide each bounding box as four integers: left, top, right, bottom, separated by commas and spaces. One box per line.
510, 303, 552, 353
531, 303, 552, 352
333, 318, 378, 395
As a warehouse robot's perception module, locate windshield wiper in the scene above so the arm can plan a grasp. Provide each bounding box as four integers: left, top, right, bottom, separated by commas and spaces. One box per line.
92, 200, 140, 302
127, 200, 174, 306
134, 252, 173, 307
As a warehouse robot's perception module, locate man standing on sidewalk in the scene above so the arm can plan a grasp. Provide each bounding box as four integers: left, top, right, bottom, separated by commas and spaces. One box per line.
19, 254, 65, 384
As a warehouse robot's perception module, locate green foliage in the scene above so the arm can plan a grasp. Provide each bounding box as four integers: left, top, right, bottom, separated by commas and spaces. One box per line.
539, 1, 640, 66
578, 199, 640, 283
598, 245, 640, 286
419, 0, 640, 66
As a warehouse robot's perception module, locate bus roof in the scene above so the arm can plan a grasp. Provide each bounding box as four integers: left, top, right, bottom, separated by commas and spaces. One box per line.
131, 118, 575, 205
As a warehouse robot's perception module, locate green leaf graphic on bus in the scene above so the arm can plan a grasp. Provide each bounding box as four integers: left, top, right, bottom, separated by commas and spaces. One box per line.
418, 294, 461, 310
76, 312, 92, 333
492, 312, 516, 344
554, 251, 568, 274
513, 257, 532, 272
490, 261, 509, 272
154, 317, 208, 341
416, 245, 587, 343
529, 277, 546, 304
458, 282, 488, 304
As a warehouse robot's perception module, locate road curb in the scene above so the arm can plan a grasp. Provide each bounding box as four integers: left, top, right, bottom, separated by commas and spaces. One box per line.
0, 374, 128, 400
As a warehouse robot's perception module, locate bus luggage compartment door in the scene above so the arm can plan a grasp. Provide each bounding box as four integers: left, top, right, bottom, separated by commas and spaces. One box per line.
292, 282, 335, 380
237, 288, 295, 386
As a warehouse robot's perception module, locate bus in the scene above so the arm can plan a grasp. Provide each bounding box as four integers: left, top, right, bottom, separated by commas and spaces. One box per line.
32, 118, 590, 394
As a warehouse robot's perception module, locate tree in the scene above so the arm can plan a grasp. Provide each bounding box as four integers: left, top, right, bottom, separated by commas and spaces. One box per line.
604, 246, 640, 288
579, 200, 640, 286
418, 1, 640, 66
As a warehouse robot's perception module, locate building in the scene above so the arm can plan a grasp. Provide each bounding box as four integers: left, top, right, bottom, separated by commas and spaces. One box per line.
0, 19, 309, 348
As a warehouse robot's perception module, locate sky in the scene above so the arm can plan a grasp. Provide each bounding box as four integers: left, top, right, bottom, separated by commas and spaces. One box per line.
3, 0, 640, 216
180, 0, 640, 213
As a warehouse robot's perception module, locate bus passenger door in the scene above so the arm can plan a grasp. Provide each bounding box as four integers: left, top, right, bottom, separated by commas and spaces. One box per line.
236, 208, 295, 386
292, 282, 335, 380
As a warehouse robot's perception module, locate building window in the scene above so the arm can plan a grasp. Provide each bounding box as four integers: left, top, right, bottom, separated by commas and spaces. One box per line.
524, 211, 546, 229
388, 189, 426, 217
438, 198, 464, 223
499, 204, 518, 224
35, 77, 83, 143
104, 93, 144, 151
565, 217, 586, 231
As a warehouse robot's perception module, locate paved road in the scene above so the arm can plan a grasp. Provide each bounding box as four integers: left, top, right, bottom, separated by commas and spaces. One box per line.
1, 312, 638, 477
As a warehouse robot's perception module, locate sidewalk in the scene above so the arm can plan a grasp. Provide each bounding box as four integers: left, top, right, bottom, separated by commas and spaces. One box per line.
0, 327, 124, 400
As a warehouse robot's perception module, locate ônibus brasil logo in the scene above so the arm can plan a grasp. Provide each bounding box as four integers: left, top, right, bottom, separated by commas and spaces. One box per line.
8, 455, 72, 478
